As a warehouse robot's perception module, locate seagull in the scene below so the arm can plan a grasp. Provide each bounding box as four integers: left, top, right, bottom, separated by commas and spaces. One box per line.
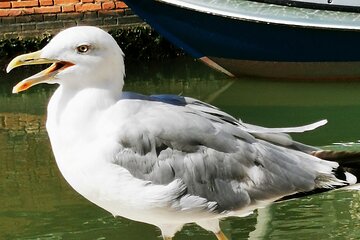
7, 26, 360, 240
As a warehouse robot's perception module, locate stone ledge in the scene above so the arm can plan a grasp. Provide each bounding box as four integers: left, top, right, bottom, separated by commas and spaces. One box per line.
0, 25, 185, 64
0, 13, 144, 39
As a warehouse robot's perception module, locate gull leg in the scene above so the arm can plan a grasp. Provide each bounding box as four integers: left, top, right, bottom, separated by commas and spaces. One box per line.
215, 231, 229, 240
158, 224, 183, 240
196, 219, 229, 240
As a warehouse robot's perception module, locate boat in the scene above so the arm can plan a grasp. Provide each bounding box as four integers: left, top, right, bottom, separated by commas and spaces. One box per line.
122, 0, 360, 80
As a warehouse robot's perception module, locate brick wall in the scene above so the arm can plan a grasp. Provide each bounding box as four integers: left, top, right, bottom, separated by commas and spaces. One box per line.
0, 0, 145, 39
0, 0, 128, 17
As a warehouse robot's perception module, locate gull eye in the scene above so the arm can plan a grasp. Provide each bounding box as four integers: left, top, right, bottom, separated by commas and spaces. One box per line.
76, 44, 91, 54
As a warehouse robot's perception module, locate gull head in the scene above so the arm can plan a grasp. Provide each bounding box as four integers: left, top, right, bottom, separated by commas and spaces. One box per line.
7, 26, 125, 93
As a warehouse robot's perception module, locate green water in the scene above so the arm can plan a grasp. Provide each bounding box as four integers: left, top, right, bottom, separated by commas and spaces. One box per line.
1, 58, 360, 240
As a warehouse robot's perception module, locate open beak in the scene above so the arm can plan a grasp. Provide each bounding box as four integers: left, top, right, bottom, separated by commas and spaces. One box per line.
7, 50, 74, 93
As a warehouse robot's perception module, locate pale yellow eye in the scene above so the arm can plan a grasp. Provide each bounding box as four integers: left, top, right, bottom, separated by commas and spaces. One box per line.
76, 44, 90, 54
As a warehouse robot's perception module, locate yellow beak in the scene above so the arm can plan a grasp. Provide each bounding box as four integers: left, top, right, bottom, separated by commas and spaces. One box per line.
7, 50, 73, 93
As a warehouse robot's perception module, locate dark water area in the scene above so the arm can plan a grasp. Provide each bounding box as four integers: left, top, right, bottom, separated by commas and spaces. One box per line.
1, 57, 360, 239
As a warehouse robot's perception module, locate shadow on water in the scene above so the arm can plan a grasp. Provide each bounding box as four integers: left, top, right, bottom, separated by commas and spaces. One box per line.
1, 57, 360, 239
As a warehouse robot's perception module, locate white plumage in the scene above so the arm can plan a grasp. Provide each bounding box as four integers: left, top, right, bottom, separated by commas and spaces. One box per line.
7, 26, 359, 240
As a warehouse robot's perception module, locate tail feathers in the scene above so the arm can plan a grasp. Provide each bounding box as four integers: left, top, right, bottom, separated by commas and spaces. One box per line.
277, 150, 360, 202
312, 150, 360, 184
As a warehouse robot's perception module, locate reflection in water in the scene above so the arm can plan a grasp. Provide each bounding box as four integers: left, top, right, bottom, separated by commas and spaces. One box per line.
1, 57, 360, 239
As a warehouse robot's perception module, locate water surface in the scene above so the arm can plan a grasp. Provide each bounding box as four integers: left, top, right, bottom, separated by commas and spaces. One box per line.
1, 58, 360, 240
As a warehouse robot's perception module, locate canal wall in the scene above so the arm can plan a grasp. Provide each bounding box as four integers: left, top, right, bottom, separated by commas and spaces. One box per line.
0, 0, 144, 39
0, 1, 185, 61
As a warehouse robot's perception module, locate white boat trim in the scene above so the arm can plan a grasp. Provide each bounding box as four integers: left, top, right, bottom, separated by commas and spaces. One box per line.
157, 0, 360, 30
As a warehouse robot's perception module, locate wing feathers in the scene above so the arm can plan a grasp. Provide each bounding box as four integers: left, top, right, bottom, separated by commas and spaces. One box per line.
112, 95, 343, 212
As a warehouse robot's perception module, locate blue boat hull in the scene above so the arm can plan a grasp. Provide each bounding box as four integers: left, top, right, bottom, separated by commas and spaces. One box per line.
123, 0, 360, 80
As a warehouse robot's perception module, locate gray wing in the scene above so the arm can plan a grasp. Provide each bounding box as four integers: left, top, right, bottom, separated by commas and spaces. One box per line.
113, 96, 340, 212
